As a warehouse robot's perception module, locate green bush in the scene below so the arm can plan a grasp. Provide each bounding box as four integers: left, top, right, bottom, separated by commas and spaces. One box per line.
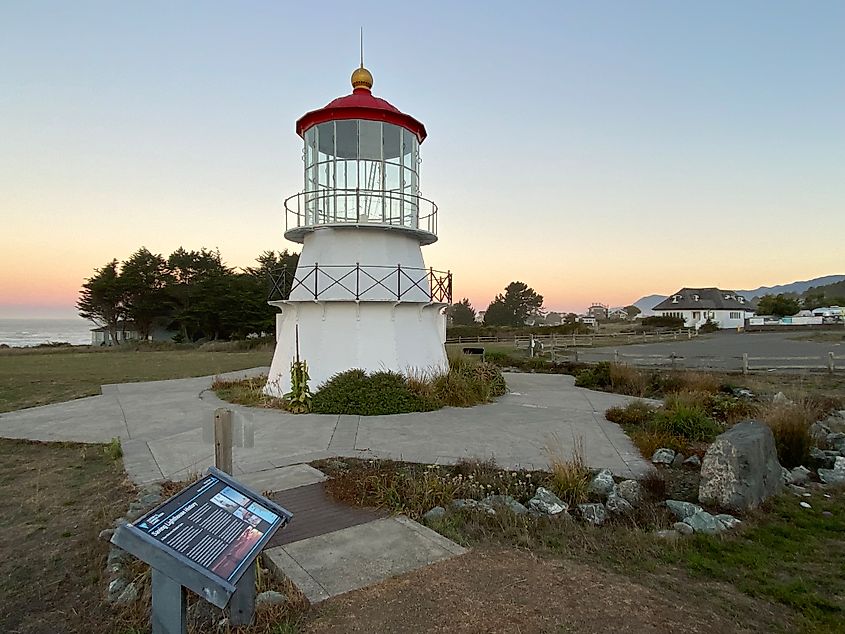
652, 403, 721, 441
574, 362, 612, 389
312, 369, 439, 416
433, 358, 507, 407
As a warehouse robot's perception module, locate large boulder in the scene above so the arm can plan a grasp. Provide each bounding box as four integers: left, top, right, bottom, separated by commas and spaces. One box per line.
699, 421, 783, 512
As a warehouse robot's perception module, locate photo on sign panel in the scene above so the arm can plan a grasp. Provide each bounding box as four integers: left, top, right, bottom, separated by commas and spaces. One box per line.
211, 526, 262, 579
233, 506, 261, 527
247, 501, 279, 524
220, 486, 251, 507
210, 492, 239, 513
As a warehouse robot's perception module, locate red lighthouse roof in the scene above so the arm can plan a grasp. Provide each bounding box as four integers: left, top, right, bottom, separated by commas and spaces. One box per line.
295, 67, 427, 142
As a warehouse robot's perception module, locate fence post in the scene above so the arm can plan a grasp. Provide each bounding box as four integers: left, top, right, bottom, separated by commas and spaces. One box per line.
574, 350, 579, 363
829, 352, 835, 374
614, 349, 619, 363
214, 408, 234, 475
643, 332, 647, 343
688, 330, 692, 340
670, 353, 676, 370
742, 353, 749, 375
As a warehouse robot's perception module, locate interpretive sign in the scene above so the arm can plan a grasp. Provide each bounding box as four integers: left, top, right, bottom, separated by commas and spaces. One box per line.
112, 467, 292, 632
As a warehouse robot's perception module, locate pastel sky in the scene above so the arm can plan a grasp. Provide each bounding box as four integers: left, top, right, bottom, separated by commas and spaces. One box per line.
2, 1, 843, 318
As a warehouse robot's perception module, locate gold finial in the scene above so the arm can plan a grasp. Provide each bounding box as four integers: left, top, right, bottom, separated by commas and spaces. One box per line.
351, 66, 373, 90
352, 28, 373, 90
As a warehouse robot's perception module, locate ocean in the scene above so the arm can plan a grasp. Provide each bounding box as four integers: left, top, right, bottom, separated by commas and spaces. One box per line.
0, 318, 96, 347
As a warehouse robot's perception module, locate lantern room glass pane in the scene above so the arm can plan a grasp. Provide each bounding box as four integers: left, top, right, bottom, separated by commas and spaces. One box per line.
335, 120, 357, 160
383, 123, 401, 161
359, 120, 382, 160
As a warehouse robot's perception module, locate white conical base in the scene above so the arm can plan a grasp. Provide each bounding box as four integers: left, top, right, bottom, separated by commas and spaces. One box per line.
264, 301, 448, 396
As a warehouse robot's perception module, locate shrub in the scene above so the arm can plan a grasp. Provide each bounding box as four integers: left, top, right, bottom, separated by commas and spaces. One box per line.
605, 401, 657, 426
609, 363, 648, 397
312, 369, 438, 416
433, 357, 506, 407
652, 402, 721, 441
757, 402, 817, 468
212, 375, 286, 408
627, 428, 689, 457
640, 315, 684, 328
575, 362, 612, 390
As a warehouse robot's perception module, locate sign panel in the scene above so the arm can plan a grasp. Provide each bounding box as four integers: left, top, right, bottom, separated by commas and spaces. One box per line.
112, 467, 292, 608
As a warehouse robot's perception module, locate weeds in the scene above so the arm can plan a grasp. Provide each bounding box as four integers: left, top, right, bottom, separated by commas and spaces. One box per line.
545, 437, 592, 506
757, 400, 818, 468
104, 437, 123, 461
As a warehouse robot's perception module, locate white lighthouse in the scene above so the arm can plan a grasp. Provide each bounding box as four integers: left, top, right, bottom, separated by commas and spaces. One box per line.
264, 64, 451, 396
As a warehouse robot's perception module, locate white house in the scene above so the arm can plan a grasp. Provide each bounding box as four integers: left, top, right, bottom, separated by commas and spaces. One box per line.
812, 306, 844, 320
652, 288, 754, 330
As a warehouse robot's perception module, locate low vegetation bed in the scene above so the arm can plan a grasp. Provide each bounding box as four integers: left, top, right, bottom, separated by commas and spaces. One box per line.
314, 455, 845, 633
214, 356, 507, 416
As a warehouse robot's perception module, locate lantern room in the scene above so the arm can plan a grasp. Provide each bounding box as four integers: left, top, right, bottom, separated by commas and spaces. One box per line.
284, 67, 438, 245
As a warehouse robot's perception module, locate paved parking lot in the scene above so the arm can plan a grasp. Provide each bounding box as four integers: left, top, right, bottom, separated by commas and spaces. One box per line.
576, 330, 844, 371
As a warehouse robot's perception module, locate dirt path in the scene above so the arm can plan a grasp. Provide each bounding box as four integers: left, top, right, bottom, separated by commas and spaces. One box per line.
303, 546, 791, 633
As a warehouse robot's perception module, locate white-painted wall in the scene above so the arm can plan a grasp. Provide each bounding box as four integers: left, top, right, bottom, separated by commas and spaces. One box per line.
264, 301, 448, 395
289, 227, 431, 302
656, 309, 751, 330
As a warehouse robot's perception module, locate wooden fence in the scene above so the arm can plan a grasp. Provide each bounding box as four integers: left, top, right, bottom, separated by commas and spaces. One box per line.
446, 329, 697, 348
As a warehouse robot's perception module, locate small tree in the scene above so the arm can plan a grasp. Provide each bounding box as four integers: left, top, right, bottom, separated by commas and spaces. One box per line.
448, 298, 476, 326
484, 282, 543, 326
77, 260, 126, 345
756, 294, 800, 318
624, 305, 641, 319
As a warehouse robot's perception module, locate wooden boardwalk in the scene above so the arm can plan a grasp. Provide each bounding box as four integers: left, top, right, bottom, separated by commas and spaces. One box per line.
267, 482, 386, 547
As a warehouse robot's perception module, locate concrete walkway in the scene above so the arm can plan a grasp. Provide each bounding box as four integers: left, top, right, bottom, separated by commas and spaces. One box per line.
0, 369, 651, 484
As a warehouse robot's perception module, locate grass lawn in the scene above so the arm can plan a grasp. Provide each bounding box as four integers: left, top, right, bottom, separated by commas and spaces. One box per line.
0, 346, 273, 412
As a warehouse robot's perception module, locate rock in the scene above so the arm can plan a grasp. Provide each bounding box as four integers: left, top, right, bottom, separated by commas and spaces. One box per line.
115, 582, 139, 605
788, 466, 812, 486
616, 480, 642, 506
125, 508, 145, 522
605, 491, 633, 515
138, 492, 162, 506
107, 578, 127, 602
422, 506, 446, 524
683, 455, 701, 468
788, 484, 808, 496
818, 456, 845, 485
256, 590, 288, 607
781, 467, 792, 485
735, 388, 755, 399
683, 511, 723, 535
577, 503, 607, 526
671, 453, 686, 468
699, 421, 784, 512
822, 511, 833, 517
98, 528, 114, 542
652, 448, 676, 465
451, 499, 495, 515
715, 514, 742, 530
527, 487, 568, 515
773, 392, 792, 405
808, 447, 837, 470
827, 432, 845, 453
665, 499, 703, 521
655, 529, 680, 542
588, 469, 615, 497
799, 501, 812, 509
673, 521, 694, 535
107, 547, 129, 565
482, 494, 528, 515
809, 421, 832, 440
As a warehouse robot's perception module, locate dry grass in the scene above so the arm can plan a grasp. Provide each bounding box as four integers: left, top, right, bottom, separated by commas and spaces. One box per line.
676, 371, 723, 394
756, 398, 822, 468
627, 428, 689, 457
544, 436, 592, 506
608, 363, 649, 397
211, 375, 287, 409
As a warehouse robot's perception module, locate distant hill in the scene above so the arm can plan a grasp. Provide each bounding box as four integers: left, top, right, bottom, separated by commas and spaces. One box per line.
632, 294, 668, 316
737, 275, 845, 300
629, 274, 845, 314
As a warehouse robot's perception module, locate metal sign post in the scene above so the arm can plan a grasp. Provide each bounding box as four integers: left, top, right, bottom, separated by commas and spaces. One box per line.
202, 408, 255, 475
112, 467, 292, 633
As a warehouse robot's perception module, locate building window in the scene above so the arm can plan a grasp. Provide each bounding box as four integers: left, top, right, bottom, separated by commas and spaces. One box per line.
730, 312, 741, 319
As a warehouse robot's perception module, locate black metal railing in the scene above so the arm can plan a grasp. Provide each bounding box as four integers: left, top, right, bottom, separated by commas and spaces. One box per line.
267, 264, 452, 303
284, 188, 438, 236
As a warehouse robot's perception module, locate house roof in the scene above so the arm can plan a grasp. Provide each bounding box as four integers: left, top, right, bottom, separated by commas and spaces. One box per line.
652, 288, 753, 312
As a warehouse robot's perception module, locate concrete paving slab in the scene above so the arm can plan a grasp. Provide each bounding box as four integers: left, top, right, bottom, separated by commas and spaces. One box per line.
238, 464, 326, 492
263, 516, 468, 603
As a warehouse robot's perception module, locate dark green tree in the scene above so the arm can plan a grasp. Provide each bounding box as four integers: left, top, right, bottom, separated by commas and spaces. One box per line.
756, 294, 800, 318
121, 247, 171, 339
448, 298, 476, 326
166, 248, 231, 341
77, 260, 127, 345
483, 281, 544, 326
624, 305, 641, 318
